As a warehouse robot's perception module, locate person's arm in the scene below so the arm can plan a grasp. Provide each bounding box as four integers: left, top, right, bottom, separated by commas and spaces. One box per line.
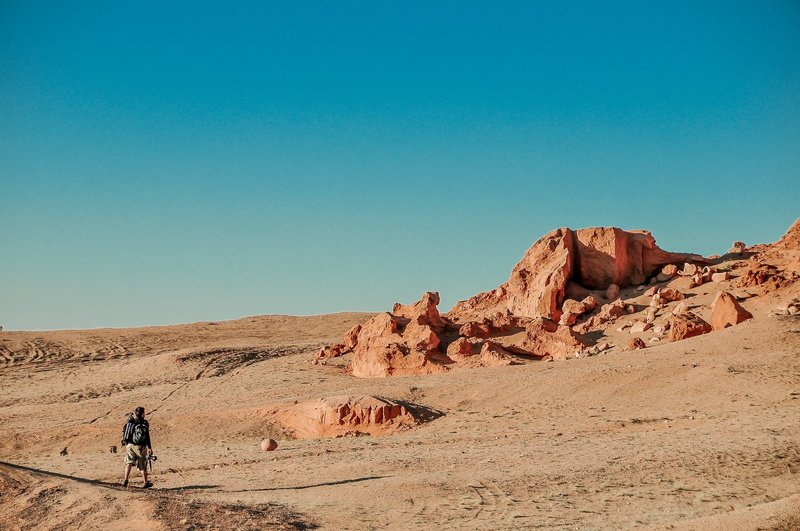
145, 420, 152, 452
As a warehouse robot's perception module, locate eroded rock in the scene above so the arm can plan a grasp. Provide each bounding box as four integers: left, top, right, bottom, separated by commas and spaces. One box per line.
710, 291, 753, 331
276, 395, 433, 438
668, 312, 712, 342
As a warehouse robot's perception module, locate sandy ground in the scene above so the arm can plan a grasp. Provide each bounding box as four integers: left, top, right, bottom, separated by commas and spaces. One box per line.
1, 285, 800, 529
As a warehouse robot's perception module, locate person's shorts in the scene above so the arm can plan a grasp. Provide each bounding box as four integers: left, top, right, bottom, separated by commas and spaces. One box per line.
124, 443, 147, 471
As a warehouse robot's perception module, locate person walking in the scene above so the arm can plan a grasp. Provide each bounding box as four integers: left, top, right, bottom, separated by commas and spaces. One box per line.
121, 406, 153, 488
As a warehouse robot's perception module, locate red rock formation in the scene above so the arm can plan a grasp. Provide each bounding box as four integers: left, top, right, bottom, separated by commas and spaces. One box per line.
492, 319, 585, 360
393, 292, 446, 331
772, 218, 800, 250
447, 227, 702, 323
276, 395, 424, 438
625, 337, 646, 351
710, 291, 753, 331
316, 226, 708, 376
737, 263, 798, 292
479, 341, 517, 366
668, 313, 712, 342
446, 337, 476, 361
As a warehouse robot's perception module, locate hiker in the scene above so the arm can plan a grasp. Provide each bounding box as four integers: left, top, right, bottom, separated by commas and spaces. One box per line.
121, 406, 153, 488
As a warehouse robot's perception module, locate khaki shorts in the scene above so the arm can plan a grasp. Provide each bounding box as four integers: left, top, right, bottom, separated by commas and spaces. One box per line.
124, 443, 147, 471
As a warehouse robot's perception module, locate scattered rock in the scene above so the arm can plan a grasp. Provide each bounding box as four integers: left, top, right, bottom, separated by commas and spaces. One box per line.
738, 263, 798, 292
109, 446, 117, 454
710, 291, 753, 331
659, 288, 684, 302
669, 276, 695, 291
630, 321, 651, 333
681, 263, 698, 276
260, 439, 278, 452
711, 272, 729, 283
656, 264, 679, 282
625, 338, 646, 351
671, 302, 689, 316
668, 312, 712, 342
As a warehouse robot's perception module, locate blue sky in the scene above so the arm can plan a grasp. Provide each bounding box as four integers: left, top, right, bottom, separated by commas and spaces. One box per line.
1, 1, 799, 330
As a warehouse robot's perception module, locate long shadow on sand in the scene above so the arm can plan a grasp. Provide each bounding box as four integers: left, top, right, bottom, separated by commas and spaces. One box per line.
0, 460, 125, 490
222, 475, 391, 493
1, 460, 389, 494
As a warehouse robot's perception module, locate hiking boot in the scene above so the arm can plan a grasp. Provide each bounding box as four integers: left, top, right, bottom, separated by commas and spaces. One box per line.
143, 481, 153, 489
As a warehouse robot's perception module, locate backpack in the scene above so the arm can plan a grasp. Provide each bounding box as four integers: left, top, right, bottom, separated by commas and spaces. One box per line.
131, 420, 148, 446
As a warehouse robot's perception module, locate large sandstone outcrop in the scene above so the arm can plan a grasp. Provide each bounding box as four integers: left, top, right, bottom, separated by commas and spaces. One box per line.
447, 227, 702, 323
275, 395, 430, 438
316, 226, 706, 377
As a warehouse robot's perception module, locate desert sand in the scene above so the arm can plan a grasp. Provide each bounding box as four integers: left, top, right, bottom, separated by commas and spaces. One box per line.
2, 223, 799, 530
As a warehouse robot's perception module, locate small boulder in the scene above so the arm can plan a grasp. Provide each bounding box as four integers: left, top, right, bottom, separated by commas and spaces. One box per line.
669, 276, 695, 291
630, 321, 652, 333
668, 312, 712, 342
625, 337, 646, 351
711, 272, 729, 283
659, 288, 684, 302
261, 439, 278, 452
671, 302, 689, 316
681, 263, 698, 276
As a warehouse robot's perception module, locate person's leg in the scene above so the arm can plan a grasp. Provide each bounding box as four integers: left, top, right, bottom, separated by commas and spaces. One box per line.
123, 463, 133, 483
137, 447, 152, 487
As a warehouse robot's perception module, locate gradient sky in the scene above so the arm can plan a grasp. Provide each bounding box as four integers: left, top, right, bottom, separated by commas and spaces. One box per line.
2, 1, 799, 330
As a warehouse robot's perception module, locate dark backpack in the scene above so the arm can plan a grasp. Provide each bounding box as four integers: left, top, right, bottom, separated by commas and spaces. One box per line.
131, 420, 148, 445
